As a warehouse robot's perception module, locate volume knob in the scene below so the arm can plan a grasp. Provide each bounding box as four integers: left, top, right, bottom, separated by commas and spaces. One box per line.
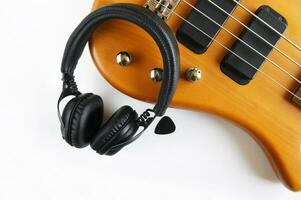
186, 67, 202, 82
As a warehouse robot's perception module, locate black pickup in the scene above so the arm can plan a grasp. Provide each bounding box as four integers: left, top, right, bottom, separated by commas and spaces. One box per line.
221, 5, 287, 85
176, 0, 238, 54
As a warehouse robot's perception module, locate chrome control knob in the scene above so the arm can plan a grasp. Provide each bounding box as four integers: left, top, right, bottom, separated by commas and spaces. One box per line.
150, 68, 163, 82
186, 67, 202, 82
116, 51, 132, 66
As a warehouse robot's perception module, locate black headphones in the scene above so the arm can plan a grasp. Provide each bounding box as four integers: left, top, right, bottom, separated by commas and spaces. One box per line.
57, 4, 180, 155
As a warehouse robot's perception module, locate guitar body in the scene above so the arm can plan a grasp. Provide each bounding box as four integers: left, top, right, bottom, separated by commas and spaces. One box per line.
90, 0, 301, 191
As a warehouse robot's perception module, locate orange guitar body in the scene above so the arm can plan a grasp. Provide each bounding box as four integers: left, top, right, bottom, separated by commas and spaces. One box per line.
90, 0, 301, 191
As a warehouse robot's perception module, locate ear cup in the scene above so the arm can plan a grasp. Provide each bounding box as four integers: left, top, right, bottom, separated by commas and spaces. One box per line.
62, 93, 104, 148
91, 105, 139, 155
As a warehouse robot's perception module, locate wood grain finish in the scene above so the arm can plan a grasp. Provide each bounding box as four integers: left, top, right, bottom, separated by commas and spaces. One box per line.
90, 0, 301, 191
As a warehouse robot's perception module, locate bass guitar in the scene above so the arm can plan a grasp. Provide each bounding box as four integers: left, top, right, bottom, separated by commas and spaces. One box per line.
89, 0, 301, 191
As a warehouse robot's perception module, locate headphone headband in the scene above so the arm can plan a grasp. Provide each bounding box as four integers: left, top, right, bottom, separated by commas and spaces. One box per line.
61, 4, 180, 116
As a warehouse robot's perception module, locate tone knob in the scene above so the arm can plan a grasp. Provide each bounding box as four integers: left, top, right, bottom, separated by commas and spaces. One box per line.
150, 68, 163, 82
116, 51, 132, 66
186, 67, 202, 82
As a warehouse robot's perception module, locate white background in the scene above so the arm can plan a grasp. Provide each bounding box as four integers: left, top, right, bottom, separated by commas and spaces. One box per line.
0, 0, 300, 199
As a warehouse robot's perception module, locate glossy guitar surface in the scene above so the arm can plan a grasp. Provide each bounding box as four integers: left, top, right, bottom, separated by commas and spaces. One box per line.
89, 0, 301, 191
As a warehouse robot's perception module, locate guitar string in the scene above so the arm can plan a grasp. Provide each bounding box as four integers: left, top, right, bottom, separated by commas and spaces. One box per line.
187, 0, 301, 70
231, 0, 301, 53
177, 0, 301, 84
150, 1, 301, 101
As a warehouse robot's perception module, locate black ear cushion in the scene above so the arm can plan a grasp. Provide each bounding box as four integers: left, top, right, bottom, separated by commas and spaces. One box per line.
62, 93, 104, 148
90, 105, 138, 155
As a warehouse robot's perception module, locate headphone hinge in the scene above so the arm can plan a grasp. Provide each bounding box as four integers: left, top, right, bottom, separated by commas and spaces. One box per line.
61, 74, 81, 98
137, 109, 157, 128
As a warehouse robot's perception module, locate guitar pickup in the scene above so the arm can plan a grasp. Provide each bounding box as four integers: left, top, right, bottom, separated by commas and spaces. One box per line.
220, 5, 287, 85
176, 0, 238, 54
292, 85, 301, 108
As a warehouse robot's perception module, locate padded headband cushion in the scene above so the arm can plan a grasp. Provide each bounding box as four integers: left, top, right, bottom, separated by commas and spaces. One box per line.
61, 3, 180, 116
